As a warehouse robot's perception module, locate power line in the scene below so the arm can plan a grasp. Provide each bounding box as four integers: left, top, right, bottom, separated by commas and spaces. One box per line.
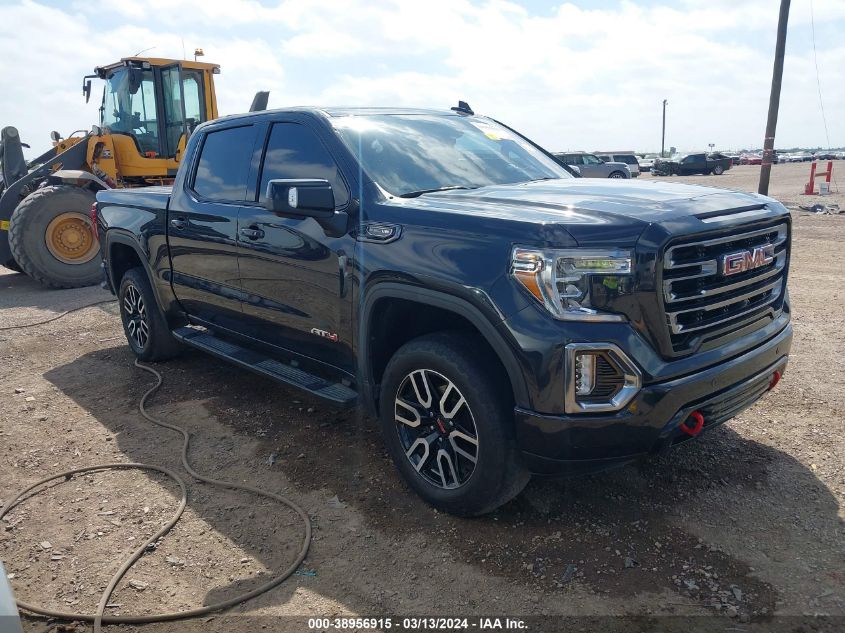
809, 0, 831, 150
810, 0, 838, 193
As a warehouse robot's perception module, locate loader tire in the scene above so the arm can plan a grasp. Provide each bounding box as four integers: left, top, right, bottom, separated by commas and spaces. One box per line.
8, 185, 101, 288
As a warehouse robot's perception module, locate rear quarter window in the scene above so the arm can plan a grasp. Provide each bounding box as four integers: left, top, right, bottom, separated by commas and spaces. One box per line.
192, 125, 255, 202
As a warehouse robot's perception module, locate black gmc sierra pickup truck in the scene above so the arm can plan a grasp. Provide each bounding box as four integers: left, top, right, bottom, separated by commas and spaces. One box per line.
96, 106, 792, 515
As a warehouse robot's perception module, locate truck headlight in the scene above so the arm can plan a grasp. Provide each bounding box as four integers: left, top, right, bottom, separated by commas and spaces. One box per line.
510, 247, 632, 321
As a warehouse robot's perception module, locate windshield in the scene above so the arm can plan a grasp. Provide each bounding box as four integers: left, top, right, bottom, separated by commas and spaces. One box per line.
101, 67, 160, 156
332, 114, 570, 197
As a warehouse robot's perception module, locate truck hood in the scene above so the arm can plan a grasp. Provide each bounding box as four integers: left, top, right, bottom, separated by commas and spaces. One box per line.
401, 178, 775, 246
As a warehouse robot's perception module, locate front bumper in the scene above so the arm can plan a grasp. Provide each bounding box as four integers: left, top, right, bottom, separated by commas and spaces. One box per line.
514, 322, 792, 474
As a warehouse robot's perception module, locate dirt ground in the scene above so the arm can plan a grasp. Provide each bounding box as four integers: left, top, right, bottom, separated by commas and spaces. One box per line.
1, 163, 843, 632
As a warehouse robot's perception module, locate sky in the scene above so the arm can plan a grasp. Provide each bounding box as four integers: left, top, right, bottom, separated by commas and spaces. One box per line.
1, 0, 843, 158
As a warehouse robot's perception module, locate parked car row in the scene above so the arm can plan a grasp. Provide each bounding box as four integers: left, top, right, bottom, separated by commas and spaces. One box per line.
553, 146, 843, 181
777, 151, 845, 163
652, 152, 732, 176
741, 151, 844, 164
553, 152, 632, 178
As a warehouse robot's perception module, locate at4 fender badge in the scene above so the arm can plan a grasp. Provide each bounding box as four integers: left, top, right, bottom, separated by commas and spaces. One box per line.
310, 328, 338, 342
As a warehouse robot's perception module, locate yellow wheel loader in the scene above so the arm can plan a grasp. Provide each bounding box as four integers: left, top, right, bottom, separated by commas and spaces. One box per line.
0, 56, 268, 288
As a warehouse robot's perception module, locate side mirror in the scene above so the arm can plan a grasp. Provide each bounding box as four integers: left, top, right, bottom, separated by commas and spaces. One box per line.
50, 130, 62, 142
265, 179, 335, 219
570, 165, 582, 176
83, 79, 92, 103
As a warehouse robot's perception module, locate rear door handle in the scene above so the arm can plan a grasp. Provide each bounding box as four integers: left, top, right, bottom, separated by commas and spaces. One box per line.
239, 226, 265, 240
170, 217, 187, 230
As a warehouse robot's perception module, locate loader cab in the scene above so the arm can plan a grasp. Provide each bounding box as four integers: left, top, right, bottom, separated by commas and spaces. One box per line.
90, 57, 219, 181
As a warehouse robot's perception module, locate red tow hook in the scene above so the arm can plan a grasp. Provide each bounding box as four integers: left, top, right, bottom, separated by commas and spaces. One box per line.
768, 370, 782, 391
679, 410, 705, 437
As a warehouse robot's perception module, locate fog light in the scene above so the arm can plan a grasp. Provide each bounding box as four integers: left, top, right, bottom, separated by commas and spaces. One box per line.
565, 343, 642, 414
574, 352, 596, 396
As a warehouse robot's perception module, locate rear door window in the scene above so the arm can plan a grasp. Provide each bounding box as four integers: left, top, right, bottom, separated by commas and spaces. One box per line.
192, 125, 255, 202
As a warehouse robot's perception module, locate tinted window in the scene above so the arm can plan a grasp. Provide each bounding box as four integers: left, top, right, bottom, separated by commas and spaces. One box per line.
332, 114, 570, 196
193, 125, 255, 201
614, 155, 638, 165
597, 155, 611, 162
259, 122, 348, 206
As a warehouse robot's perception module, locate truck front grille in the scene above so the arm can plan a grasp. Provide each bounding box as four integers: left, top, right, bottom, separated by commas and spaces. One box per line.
661, 222, 789, 352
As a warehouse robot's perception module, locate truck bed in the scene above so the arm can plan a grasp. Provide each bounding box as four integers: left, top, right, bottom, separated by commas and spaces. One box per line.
97, 185, 172, 211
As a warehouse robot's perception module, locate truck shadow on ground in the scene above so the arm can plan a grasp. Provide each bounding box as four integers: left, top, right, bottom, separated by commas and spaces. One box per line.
0, 269, 112, 314
43, 346, 842, 622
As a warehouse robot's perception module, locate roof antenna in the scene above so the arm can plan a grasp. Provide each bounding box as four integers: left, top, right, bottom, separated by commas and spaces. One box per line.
450, 100, 474, 115
134, 46, 155, 57
250, 91, 270, 112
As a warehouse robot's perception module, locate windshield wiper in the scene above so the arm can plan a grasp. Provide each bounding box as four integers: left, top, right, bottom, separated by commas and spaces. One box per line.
524, 176, 558, 183
398, 185, 478, 198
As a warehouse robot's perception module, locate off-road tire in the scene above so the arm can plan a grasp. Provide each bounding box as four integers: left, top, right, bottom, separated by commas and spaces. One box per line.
379, 331, 530, 516
8, 185, 101, 288
118, 267, 182, 362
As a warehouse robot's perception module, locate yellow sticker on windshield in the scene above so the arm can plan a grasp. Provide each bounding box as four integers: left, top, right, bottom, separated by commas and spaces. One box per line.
469, 120, 511, 142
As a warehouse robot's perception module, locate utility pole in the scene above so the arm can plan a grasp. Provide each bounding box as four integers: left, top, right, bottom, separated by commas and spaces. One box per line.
661, 99, 668, 157
759, 0, 790, 195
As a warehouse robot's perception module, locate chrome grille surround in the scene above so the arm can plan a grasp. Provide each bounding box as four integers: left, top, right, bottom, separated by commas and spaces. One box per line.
661, 222, 789, 352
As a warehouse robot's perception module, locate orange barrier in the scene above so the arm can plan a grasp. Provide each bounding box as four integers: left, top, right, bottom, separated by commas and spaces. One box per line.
804, 161, 833, 195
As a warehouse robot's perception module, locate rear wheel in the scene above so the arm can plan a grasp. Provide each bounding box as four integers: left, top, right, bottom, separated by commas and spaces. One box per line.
379, 332, 529, 516
713, 164, 725, 175
8, 185, 101, 288
118, 268, 182, 362
609, 171, 626, 179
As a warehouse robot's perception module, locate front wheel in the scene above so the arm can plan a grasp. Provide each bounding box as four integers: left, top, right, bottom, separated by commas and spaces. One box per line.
118, 268, 182, 362
713, 165, 724, 175
609, 171, 627, 179
379, 332, 529, 516
8, 185, 101, 288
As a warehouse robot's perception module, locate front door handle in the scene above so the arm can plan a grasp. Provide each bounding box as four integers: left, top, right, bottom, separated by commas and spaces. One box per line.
170, 217, 188, 230
239, 226, 265, 240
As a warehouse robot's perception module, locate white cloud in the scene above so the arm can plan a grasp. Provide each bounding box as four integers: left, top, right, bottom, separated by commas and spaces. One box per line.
1, 0, 843, 158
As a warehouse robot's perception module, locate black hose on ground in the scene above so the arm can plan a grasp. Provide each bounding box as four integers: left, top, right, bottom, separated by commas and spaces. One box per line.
1, 360, 312, 632
0, 300, 116, 331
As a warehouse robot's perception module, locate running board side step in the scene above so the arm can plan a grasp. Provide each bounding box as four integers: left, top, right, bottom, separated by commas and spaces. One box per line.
171, 326, 357, 408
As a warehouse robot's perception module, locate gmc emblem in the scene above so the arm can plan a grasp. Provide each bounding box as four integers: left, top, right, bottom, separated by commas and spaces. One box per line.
720, 244, 775, 276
